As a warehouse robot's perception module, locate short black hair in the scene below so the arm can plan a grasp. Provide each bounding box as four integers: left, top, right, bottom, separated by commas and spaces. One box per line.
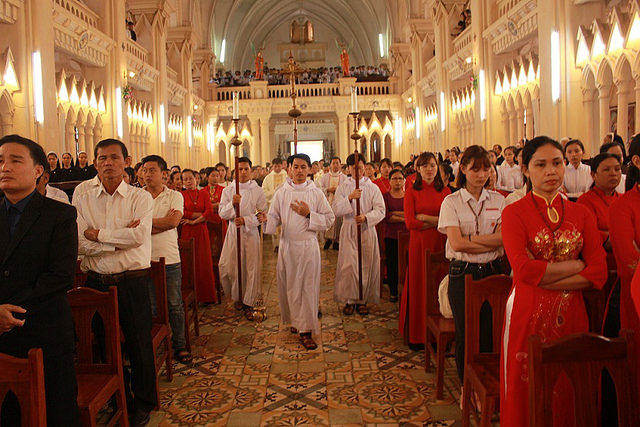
171, 165, 181, 171
564, 139, 585, 154
237, 156, 252, 168
330, 156, 341, 163
521, 136, 564, 168
0, 134, 48, 173
141, 154, 167, 171
272, 157, 283, 165
181, 168, 197, 178
589, 152, 621, 174
94, 138, 128, 159
289, 153, 312, 167
380, 158, 393, 168
346, 153, 365, 166
215, 162, 226, 168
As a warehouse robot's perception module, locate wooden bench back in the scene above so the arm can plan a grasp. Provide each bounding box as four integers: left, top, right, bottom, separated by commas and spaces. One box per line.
0, 348, 46, 427
149, 257, 168, 325
178, 238, 196, 295
67, 287, 122, 376
464, 274, 512, 358
528, 330, 638, 427
424, 250, 449, 316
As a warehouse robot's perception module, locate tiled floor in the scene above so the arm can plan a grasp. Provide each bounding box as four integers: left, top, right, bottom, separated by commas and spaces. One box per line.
151, 243, 462, 426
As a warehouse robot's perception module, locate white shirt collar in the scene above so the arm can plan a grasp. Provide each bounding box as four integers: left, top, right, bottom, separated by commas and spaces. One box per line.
460, 187, 490, 203
97, 179, 130, 198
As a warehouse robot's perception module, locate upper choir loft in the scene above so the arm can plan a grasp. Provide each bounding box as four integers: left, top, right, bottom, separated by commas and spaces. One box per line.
0, 0, 637, 168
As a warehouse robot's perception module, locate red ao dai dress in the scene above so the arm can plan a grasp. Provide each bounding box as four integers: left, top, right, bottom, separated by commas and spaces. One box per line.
500, 192, 607, 426
398, 181, 450, 344
609, 185, 640, 405
180, 188, 217, 303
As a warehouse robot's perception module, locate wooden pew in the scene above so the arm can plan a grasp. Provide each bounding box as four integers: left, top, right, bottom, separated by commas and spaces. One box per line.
149, 258, 173, 385
0, 348, 46, 427
179, 238, 200, 352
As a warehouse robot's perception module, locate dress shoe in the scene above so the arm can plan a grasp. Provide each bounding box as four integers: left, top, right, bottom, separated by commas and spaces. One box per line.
323, 240, 332, 250
129, 409, 151, 426
332, 242, 339, 250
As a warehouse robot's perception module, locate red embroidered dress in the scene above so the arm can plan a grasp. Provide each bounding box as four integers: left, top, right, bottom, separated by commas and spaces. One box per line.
609, 185, 640, 404
180, 189, 217, 303
500, 192, 607, 426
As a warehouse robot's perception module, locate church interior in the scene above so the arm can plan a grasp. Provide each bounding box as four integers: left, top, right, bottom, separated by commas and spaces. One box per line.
1, 0, 640, 426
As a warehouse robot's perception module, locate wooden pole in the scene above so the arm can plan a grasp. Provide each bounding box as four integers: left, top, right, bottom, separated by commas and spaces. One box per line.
231, 115, 243, 307
349, 111, 363, 302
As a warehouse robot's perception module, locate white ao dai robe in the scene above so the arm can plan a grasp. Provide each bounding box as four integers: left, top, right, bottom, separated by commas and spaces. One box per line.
265, 179, 335, 333
332, 176, 385, 304
219, 180, 267, 306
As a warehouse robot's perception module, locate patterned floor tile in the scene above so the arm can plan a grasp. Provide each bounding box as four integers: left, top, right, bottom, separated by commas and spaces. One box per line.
149, 241, 462, 426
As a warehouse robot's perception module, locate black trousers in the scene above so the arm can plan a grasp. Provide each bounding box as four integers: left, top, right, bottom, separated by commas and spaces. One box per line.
447, 259, 501, 381
86, 274, 157, 413
0, 298, 80, 426
384, 238, 399, 297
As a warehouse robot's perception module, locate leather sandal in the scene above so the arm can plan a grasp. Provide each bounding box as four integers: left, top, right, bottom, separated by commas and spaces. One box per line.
357, 304, 369, 316
244, 307, 254, 321
342, 304, 355, 315
300, 334, 318, 350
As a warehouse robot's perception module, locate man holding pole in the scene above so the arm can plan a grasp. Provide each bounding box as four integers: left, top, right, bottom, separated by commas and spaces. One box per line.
264, 154, 335, 350
332, 153, 385, 316
219, 157, 267, 320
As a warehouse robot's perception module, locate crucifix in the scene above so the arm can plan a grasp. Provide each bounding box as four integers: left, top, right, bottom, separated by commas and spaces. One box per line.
279, 51, 306, 154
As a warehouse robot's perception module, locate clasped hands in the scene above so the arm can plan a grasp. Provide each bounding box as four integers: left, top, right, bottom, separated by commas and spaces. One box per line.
84, 219, 140, 242
347, 189, 366, 224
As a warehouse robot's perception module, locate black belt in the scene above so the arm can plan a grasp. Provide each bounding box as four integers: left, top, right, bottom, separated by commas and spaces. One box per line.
87, 269, 148, 285
451, 259, 501, 271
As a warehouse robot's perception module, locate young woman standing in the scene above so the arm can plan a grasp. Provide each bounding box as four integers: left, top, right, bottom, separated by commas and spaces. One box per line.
399, 152, 450, 348
382, 169, 407, 302
180, 169, 217, 304
500, 136, 607, 426
563, 139, 592, 199
437, 145, 504, 381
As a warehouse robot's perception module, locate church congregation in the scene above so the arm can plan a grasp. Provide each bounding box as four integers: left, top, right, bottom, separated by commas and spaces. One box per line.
1, 0, 640, 426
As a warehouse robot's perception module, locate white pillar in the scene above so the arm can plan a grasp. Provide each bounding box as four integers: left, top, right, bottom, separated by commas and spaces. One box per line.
616, 80, 633, 143
598, 85, 611, 143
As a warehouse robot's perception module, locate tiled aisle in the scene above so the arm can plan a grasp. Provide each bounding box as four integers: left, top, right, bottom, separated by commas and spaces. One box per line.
151, 242, 462, 426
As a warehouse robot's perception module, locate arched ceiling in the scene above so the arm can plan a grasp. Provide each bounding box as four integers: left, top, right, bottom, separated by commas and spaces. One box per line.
203, 0, 399, 70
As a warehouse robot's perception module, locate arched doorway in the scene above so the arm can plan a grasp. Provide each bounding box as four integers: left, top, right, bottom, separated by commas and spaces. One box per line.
242, 140, 250, 158
370, 131, 381, 162
384, 135, 391, 159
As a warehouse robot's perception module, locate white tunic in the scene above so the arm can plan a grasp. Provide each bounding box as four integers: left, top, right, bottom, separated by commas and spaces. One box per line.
265, 179, 335, 333
563, 162, 592, 198
218, 180, 267, 306
497, 162, 524, 192
319, 172, 347, 240
332, 177, 385, 304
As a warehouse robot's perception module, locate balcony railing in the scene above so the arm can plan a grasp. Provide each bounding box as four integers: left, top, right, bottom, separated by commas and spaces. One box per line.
453, 26, 473, 58
124, 39, 148, 64
213, 80, 391, 101
0, 0, 22, 24
53, 0, 99, 29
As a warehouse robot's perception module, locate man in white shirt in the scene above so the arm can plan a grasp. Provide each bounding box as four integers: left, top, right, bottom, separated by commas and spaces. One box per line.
36, 167, 69, 204
73, 139, 156, 426
261, 158, 288, 251
319, 157, 347, 250
264, 154, 335, 350
218, 157, 267, 319
141, 154, 192, 364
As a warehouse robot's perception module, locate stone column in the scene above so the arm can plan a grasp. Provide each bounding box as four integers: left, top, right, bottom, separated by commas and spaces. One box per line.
260, 118, 270, 165
635, 76, 640, 136
502, 112, 510, 146
516, 108, 524, 144
337, 113, 350, 159
85, 125, 94, 154
616, 80, 633, 143
508, 111, 517, 146
77, 126, 86, 155
598, 84, 611, 143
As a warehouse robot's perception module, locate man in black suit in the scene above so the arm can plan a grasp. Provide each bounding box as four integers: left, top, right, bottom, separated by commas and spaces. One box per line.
0, 134, 79, 425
